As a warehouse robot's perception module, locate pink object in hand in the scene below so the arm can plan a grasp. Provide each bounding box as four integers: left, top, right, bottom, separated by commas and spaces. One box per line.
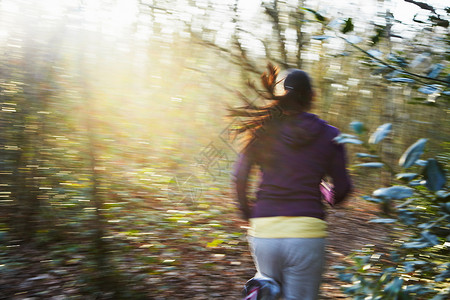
320, 181, 335, 206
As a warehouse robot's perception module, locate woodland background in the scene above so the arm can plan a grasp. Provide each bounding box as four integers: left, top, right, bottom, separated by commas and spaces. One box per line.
0, 0, 448, 299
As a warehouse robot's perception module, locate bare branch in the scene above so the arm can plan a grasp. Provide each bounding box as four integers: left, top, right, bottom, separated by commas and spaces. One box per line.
404, 0, 436, 14
263, 1, 289, 69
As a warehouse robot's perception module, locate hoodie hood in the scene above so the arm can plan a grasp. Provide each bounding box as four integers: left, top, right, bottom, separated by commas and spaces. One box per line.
280, 112, 326, 148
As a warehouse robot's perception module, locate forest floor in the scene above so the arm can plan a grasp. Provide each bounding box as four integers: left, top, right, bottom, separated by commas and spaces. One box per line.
0, 188, 390, 299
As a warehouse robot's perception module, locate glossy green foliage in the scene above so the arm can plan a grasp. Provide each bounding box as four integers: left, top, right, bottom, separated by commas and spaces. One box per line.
369, 123, 392, 144
336, 123, 449, 299
396, 173, 418, 181
427, 64, 445, 79
399, 138, 428, 168
350, 121, 364, 134
341, 18, 354, 34
356, 162, 384, 168
333, 134, 363, 145
372, 186, 414, 199
356, 153, 378, 158
388, 77, 416, 83
301, 7, 326, 22
423, 159, 446, 191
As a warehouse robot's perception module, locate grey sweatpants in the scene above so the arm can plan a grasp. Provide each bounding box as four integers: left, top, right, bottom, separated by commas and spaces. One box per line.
248, 237, 325, 300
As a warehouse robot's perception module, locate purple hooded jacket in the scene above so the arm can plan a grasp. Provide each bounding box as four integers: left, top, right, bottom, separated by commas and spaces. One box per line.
232, 112, 352, 220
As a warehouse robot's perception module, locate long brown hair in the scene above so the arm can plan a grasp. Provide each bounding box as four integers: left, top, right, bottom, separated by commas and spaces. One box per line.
228, 64, 313, 164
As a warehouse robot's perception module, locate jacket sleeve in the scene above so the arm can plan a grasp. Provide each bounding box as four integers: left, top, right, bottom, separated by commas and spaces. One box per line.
327, 141, 353, 205
232, 151, 254, 220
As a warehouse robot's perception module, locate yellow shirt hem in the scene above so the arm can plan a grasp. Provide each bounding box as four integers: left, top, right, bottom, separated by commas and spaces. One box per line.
248, 216, 327, 238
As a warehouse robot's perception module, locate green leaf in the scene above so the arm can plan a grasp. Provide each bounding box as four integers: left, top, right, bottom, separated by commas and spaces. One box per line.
399, 138, 427, 168
369, 218, 397, 223
362, 195, 382, 203
370, 26, 385, 45
412, 160, 426, 167
436, 190, 450, 200
369, 123, 392, 144
403, 284, 429, 295
207, 239, 224, 248
356, 162, 384, 168
350, 121, 364, 134
409, 52, 430, 68
343, 283, 362, 294
311, 35, 332, 40
368, 49, 383, 58
333, 134, 363, 145
423, 159, 446, 191
397, 209, 416, 225
396, 173, 418, 181
408, 179, 424, 186
388, 77, 415, 83
301, 7, 326, 22
435, 264, 450, 282
335, 133, 357, 139
418, 84, 441, 95
421, 230, 439, 246
401, 241, 429, 249
427, 63, 444, 78
356, 153, 378, 158
387, 53, 407, 67
338, 273, 353, 282
339, 138, 363, 144
341, 18, 354, 34
404, 261, 428, 273
384, 277, 403, 295
345, 35, 363, 44
373, 186, 413, 199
